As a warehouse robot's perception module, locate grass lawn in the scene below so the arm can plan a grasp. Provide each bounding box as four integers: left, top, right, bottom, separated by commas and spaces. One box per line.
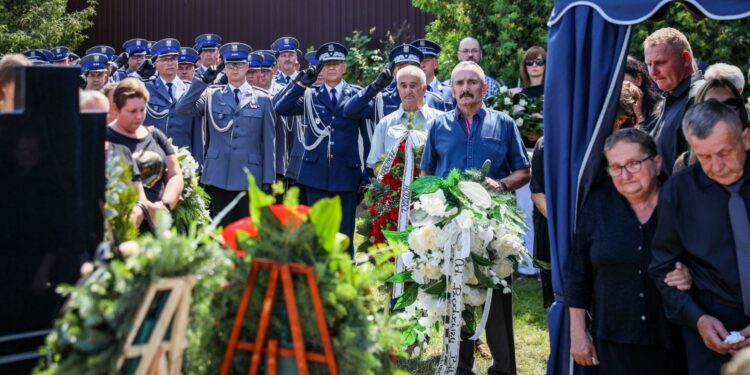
395, 277, 550, 375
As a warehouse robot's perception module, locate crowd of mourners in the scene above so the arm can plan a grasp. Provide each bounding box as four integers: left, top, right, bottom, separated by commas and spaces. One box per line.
1, 25, 750, 375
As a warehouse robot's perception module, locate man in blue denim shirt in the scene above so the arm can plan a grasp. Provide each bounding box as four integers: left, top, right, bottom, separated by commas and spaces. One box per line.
421, 61, 530, 375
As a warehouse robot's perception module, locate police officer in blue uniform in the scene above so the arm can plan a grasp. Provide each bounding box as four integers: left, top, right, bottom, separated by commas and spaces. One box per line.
178, 46, 199, 82
194, 33, 222, 78
112, 38, 149, 82
69, 52, 80, 66
175, 42, 276, 225
245, 51, 265, 89
255, 51, 277, 92
273, 42, 369, 256
410, 38, 453, 110
271, 37, 300, 86
342, 43, 445, 124
143, 38, 202, 167
23, 49, 52, 65
50, 47, 70, 66
79, 53, 111, 91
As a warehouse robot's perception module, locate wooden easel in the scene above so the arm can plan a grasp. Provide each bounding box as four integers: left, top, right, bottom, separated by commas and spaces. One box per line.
117, 276, 195, 375
220, 259, 338, 375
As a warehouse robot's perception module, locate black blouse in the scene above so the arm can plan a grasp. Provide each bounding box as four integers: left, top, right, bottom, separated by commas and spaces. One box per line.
106, 126, 174, 202
565, 183, 677, 348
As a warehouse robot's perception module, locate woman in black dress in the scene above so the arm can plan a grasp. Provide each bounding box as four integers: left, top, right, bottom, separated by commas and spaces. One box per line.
106, 78, 183, 227
566, 129, 688, 374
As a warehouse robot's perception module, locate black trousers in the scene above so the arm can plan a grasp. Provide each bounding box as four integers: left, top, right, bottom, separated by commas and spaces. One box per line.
458, 285, 516, 375
208, 186, 249, 227
683, 291, 750, 375
594, 338, 685, 375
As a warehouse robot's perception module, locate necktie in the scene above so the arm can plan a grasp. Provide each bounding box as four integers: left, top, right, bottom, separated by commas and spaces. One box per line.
285, 75, 291, 84
233, 88, 240, 105
166, 82, 174, 100
330, 88, 337, 108
725, 181, 750, 317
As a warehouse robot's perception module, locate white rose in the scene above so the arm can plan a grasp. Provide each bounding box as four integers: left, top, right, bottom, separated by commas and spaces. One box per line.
454, 209, 474, 230
419, 189, 448, 217
424, 263, 443, 281
401, 251, 416, 268
463, 287, 487, 306
515, 117, 524, 127
458, 181, 493, 209
492, 259, 515, 279
411, 266, 427, 284
499, 86, 508, 94
519, 99, 528, 107
408, 225, 442, 256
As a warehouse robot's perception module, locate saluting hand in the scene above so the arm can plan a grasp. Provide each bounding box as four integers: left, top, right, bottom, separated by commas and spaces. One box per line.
201, 62, 224, 84
371, 65, 393, 91
136, 59, 156, 80
114, 52, 129, 70
295, 64, 323, 88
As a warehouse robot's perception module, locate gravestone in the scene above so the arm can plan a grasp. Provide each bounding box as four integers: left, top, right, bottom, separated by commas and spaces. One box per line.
0, 66, 105, 373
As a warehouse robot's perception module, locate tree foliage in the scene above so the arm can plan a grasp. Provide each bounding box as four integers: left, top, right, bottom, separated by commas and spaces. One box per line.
411, 0, 552, 85
0, 0, 98, 54
413, 0, 750, 86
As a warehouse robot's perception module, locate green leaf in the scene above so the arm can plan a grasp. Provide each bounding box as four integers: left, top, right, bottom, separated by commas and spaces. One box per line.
283, 186, 300, 207
386, 271, 414, 284
393, 283, 418, 311
422, 277, 446, 296
444, 169, 461, 187
462, 307, 477, 332
471, 253, 493, 267
382, 230, 409, 245
246, 172, 275, 232
400, 325, 418, 347
409, 176, 443, 195
309, 197, 342, 252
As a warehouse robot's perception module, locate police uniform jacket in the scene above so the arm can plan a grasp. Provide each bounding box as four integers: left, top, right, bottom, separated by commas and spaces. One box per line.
342, 81, 446, 122
175, 79, 276, 191
144, 78, 203, 165
273, 82, 369, 192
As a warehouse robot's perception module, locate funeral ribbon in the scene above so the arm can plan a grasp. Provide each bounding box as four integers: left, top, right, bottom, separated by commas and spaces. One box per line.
378, 116, 424, 299
435, 227, 470, 375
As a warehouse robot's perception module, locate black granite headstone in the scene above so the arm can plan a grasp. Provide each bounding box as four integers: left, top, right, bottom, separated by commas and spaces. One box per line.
0, 66, 105, 372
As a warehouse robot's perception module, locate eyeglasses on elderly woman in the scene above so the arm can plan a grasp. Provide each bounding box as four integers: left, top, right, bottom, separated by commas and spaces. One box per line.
606, 155, 655, 176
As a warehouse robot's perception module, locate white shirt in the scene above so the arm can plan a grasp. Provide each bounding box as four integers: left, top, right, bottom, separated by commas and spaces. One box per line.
323, 81, 345, 103
160, 76, 187, 101
227, 81, 253, 103
366, 105, 444, 167
429, 77, 441, 92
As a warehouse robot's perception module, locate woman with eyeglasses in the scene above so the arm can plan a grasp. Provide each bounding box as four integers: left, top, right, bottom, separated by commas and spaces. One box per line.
673, 78, 749, 172
519, 46, 546, 97
565, 128, 689, 374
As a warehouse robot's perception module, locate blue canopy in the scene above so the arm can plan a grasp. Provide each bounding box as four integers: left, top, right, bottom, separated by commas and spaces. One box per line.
543, 1, 750, 374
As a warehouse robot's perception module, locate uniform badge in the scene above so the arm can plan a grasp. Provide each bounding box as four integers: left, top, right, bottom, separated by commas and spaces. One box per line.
284, 38, 290, 45
181, 48, 186, 54
403, 45, 409, 53
136, 40, 142, 46
93, 55, 100, 62
232, 44, 238, 52
420, 40, 426, 46
328, 44, 334, 52
100, 47, 107, 54
207, 35, 212, 41
166, 40, 173, 47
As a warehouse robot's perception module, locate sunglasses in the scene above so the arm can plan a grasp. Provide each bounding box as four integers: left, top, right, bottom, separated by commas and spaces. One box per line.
525, 59, 545, 67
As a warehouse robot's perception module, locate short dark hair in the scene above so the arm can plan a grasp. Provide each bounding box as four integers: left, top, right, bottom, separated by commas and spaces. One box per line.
603, 127, 657, 157
682, 100, 744, 140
